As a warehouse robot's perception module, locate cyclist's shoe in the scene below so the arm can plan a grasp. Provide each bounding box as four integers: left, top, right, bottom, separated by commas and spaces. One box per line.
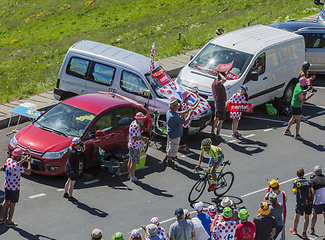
208, 183, 218, 192
289, 228, 297, 234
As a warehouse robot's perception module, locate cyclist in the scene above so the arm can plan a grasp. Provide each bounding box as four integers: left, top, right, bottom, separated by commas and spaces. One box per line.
195, 138, 224, 191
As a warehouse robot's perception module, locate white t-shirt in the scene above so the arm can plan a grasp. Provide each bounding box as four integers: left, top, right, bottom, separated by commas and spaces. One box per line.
191, 217, 210, 240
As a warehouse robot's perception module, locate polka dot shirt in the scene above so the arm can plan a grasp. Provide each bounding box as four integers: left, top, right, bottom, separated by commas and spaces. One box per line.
212, 221, 237, 240
228, 93, 247, 120
128, 120, 141, 150
181, 101, 193, 128
4, 158, 26, 191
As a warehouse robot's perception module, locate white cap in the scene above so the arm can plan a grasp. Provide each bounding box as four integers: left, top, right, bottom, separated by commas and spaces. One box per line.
194, 201, 204, 211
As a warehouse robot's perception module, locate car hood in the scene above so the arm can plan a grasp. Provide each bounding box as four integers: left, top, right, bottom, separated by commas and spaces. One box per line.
180, 68, 216, 93
15, 124, 72, 153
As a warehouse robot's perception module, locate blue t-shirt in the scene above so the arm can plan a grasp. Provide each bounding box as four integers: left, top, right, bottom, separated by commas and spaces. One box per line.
195, 213, 211, 237
166, 110, 184, 139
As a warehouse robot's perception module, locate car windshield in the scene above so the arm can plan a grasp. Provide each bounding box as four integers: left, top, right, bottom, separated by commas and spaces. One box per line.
189, 43, 253, 80
145, 66, 171, 98
34, 103, 95, 138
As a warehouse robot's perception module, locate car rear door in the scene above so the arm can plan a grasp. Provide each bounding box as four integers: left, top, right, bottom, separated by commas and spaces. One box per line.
303, 32, 325, 73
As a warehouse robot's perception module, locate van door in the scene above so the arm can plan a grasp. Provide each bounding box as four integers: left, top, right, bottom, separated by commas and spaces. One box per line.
243, 53, 267, 105
304, 32, 325, 72
117, 70, 156, 113
85, 61, 117, 93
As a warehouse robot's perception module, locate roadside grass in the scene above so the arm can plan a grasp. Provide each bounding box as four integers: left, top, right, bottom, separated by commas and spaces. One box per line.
0, 0, 320, 104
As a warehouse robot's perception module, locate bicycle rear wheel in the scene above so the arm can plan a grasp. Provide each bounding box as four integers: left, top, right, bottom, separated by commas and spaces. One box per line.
188, 178, 207, 203
214, 172, 234, 197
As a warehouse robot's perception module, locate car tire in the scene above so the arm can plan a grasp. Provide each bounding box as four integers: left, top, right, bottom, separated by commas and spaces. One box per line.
283, 80, 297, 105
140, 132, 150, 153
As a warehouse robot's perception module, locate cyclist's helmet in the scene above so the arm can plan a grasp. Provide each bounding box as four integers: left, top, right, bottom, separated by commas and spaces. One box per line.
201, 138, 212, 148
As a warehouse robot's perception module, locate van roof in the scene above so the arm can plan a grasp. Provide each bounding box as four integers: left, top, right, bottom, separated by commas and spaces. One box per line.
69, 40, 158, 74
210, 24, 303, 55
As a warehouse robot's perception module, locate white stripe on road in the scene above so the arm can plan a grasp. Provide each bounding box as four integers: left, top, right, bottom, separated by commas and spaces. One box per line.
242, 115, 288, 124
181, 153, 195, 158
245, 134, 255, 138
317, 110, 325, 115
28, 193, 46, 199
263, 128, 273, 132
225, 140, 236, 144
220, 134, 232, 138
57, 189, 65, 192
84, 179, 99, 185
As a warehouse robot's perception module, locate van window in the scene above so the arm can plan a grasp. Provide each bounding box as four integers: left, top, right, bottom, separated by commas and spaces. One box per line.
310, 33, 325, 48
115, 107, 134, 127
66, 57, 90, 78
250, 53, 265, 75
120, 71, 149, 96
88, 62, 115, 86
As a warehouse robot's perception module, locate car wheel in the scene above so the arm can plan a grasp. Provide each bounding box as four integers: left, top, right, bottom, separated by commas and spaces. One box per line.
283, 80, 297, 105
140, 132, 150, 153
78, 160, 84, 177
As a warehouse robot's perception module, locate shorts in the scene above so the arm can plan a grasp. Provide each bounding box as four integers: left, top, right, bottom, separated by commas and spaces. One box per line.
166, 137, 181, 158
67, 172, 78, 181
214, 102, 226, 120
208, 154, 224, 169
4, 188, 20, 203
313, 204, 325, 214
291, 105, 302, 115
128, 146, 140, 164
295, 203, 312, 215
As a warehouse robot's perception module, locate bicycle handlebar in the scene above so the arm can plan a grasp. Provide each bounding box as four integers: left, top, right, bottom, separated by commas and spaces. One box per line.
194, 160, 231, 172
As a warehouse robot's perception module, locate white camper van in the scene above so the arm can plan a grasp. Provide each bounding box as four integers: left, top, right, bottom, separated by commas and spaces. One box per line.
176, 25, 305, 107
54, 40, 212, 133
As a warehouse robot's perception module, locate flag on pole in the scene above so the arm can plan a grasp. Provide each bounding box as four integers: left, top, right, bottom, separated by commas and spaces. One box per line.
149, 42, 155, 73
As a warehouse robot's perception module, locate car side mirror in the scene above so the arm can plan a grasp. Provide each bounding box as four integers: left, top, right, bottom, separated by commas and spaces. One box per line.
314, 0, 323, 5
95, 130, 105, 137
142, 89, 151, 98
251, 72, 259, 81
190, 54, 195, 61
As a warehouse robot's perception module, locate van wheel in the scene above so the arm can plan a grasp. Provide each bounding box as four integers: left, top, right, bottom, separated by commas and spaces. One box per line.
140, 132, 150, 153
283, 80, 297, 105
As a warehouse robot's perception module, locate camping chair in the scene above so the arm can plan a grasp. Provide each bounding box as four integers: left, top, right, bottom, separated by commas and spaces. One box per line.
94, 146, 120, 182
150, 111, 168, 149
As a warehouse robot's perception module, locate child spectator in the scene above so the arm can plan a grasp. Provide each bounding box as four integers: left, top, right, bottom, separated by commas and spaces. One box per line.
129, 229, 143, 240
208, 205, 217, 222
226, 86, 248, 138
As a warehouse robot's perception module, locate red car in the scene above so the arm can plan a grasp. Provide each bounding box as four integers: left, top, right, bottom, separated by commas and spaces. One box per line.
8, 92, 151, 176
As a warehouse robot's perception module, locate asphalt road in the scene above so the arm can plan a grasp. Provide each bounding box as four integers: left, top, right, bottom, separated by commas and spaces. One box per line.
0, 78, 324, 240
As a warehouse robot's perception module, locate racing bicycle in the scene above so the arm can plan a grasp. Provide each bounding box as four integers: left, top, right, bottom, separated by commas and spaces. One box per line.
188, 160, 234, 203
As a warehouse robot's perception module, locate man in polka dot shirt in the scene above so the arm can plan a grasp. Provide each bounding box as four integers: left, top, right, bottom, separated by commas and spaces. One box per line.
211, 207, 237, 240
0, 148, 31, 228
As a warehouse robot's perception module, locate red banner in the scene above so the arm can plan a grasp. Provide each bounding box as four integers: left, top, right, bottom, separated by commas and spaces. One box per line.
226, 72, 238, 80
217, 61, 234, 72
227, 102, 253, 113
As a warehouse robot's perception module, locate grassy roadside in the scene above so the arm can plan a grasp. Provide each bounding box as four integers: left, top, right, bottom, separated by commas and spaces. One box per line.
0, 0, 320, 104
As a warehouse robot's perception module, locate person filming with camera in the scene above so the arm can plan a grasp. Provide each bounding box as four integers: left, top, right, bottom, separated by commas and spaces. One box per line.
284, 77, 315, 140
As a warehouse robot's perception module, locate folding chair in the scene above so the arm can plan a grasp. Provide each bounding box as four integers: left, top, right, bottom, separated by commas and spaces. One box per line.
94, 147, 120, 182
150, 111, 168, 149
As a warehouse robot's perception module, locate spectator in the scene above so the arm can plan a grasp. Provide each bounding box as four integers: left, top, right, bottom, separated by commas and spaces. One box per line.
112, 232, 124, 240
284, 77, 315, 140
145, 224, 165, 240
308, 165, 325, 235
194, 201, 211, 239
268, 193, 284, 240
165, 99, 193, 167
183, 208, 209, 240
169, 207, 195, 240
91, 228, 103, 240
150, 217, 168, 239
211, 207, 236, 240
179, 91, 200, 151
219, 197, 238, 224
64, 137, 85, 202
211, 71, 227, 142
128, 112, 150, 183
299, 61, 315, 85
235, 209, 256, 240
289, 168, 315, 238
0, 148, 31, 227
226, 85, 249, 138
208, 205, 217, 222
253, 202, 276, 240
129, 229, 143, 240
183, 209, 191, 220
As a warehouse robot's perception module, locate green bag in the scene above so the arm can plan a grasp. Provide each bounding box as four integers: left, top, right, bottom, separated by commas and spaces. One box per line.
266, 103, 279, 115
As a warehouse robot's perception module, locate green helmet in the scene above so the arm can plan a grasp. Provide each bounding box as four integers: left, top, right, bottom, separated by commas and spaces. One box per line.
201, 138, 212, 148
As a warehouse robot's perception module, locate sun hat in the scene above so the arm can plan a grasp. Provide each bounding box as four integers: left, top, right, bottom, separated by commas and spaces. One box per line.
270, 179, 278, 188
181, 91, 191, 100
146, 224, 158, 237
238, 209, 250, 220
113, 232, 124, 240
299, 77, 307, 87
131, 229, 140, 239
150, 217, 159, 226
134, 112, 146, 119
240, 85, 248, 92
194, 201, 204, 212
11, 148, 23, 158
169, 98, 181, 108
208, 205, 217, 216
220, 197, 233, 208
314, 165, 322, 173
183, 209, 190, 218
222, 207, 233, 218
302, 61, 312, 68
71, 137, 81, 146
91, 228, 103, 239
258, 202, 271, 215
175, 207, 184, 218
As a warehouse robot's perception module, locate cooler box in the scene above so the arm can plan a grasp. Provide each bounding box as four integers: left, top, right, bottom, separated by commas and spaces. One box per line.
135, 152, 146, 170
19, 102, 37, 110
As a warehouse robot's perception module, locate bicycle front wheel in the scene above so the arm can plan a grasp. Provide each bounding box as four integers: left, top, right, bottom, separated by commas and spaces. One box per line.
214, 172, 234, 197
188, 178, 207, 203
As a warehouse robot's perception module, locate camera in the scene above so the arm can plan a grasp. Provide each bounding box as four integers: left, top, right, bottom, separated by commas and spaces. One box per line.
308, 87, 317, 93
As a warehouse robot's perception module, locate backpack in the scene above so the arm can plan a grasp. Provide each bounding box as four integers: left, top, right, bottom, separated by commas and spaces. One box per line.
266, 103, 279, 115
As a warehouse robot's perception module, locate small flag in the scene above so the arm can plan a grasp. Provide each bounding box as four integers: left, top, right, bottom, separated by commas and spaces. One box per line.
149, 42, 155, 73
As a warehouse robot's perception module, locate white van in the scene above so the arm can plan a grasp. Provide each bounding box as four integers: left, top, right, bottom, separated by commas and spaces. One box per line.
176, 25, 305, 107
54, 40, 212, 133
